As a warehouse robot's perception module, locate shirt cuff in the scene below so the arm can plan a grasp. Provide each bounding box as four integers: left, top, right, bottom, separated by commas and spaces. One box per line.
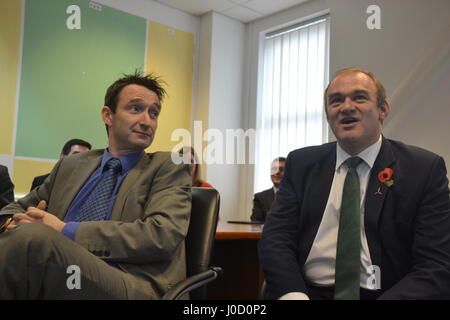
279, 292, 310, 300
61, 221, 80, 240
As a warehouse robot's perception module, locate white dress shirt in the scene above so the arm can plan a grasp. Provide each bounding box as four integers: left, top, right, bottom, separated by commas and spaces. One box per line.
302, 136, 382, 290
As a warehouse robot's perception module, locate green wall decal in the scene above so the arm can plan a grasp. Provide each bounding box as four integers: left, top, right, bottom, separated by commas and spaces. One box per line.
16, 0, 146, 159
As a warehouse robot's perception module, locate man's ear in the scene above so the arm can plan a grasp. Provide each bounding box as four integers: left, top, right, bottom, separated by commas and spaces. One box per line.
102, 106, 113, 127
379, 100, 391, 122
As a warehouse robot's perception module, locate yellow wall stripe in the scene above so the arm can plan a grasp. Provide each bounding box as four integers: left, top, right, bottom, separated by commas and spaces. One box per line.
0, 0, 22, 155
13, 159, 57, 193
146, 21, 194, 152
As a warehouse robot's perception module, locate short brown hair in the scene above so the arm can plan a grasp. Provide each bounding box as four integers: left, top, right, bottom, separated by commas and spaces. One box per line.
324, 67, 387, 109
104, 71, 166, 113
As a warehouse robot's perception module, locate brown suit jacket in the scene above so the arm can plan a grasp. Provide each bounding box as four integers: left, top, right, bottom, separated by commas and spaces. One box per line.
0, 150, 192, 298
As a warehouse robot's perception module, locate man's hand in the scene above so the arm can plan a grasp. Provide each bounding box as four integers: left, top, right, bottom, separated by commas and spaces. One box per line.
7, 200, 66, 232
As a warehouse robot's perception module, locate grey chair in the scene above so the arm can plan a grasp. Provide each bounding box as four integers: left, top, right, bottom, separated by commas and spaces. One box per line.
162, 187, 222, 300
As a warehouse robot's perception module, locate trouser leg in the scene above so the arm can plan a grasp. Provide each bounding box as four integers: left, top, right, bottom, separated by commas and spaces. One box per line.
0, 223, 153, 299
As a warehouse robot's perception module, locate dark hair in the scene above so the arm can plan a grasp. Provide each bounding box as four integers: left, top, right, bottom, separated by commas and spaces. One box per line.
61, 139, 92, 155
104, 71, 167, 113
324, 67, 387, 110
272, 157, 286, 163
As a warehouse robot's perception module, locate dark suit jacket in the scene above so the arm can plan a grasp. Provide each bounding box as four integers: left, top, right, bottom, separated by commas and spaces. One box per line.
251, 188, 275, 222
0, 150, 192, 298
0, 165, 14, 210
259, 138, 450, 299
30, 173, 50, 191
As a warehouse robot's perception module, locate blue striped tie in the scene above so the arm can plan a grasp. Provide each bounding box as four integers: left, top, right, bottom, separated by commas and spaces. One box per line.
73, 158, 122, 222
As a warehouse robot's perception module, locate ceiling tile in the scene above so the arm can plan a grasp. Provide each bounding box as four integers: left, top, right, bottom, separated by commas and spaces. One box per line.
156, 0, 235, 16
222, 5, 263, 23
245, 0, 309, 15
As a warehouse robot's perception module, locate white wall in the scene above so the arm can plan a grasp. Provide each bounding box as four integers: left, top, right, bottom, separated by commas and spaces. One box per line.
199, 12, 246, 221
242, 0, 450, 217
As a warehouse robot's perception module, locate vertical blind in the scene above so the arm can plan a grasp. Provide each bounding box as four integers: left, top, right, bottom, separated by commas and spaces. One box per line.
254, 16, 329, 192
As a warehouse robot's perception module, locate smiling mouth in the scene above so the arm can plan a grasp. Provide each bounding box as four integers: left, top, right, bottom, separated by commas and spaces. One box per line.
340, 117, 358, 125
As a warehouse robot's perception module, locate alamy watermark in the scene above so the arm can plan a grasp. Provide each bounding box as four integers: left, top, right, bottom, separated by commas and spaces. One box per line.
170, 121, 257, 165
66, 265, 81, 290
366, 265, 381, 290
366, 5, 382, 30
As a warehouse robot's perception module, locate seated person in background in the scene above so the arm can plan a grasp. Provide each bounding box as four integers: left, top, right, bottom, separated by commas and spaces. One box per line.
179, 146, 213, 188
250, 157, 286, 222
259, 67, 450, 300
30, 138, 92, 190
0, 165, 14, 209
0, 72, 191, 299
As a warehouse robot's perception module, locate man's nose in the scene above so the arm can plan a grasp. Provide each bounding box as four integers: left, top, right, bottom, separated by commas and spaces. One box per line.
139, 112, 152, 127
341, 97, 356, 113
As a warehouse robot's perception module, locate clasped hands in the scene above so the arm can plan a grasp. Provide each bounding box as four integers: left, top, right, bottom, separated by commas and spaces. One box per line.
6, 200, 66, 232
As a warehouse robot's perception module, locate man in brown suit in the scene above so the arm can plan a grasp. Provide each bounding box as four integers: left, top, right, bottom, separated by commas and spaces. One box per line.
0, 72, 191, 299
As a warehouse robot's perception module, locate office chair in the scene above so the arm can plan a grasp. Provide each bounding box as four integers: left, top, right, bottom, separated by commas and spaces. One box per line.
162, 187, 222, 300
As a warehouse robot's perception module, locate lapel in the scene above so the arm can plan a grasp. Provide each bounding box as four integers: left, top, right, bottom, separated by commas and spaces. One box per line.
364, 138, 396, 268
111, 153, 152, 221
55, 152, 103, 219
302, 144, 336, 249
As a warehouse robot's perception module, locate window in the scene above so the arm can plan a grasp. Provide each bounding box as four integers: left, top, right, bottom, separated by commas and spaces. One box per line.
254, 16, 329, 192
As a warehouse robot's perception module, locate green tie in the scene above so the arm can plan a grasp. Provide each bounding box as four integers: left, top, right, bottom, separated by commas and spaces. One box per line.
334, 156, 363, 300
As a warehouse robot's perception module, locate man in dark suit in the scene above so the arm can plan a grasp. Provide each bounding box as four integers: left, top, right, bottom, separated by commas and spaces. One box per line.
259, 67, 450, 300
0, 165, 14, 210
251, 157, 286, 222
30, 138, 92, 191
0, 72, 191, 299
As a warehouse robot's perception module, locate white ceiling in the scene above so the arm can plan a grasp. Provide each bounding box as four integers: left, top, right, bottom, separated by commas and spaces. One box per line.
153, 0, 310, 23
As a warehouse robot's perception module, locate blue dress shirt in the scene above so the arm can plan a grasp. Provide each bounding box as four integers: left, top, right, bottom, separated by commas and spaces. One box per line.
61, 149, 143, 240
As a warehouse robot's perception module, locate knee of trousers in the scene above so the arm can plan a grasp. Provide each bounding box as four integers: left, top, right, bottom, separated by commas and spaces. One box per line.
3, 223, 62, 257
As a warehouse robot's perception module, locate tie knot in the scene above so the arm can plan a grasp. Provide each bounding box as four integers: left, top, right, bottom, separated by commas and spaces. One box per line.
346, 157, 363, 169
105, 158, 122, 173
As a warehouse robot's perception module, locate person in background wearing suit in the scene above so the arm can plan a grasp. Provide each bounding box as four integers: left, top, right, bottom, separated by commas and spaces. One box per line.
0, 72, 191, 299
259, 67, 450, 300
0, 165, 14, 210
30, 138, 92, 191
251, 157, 286, 222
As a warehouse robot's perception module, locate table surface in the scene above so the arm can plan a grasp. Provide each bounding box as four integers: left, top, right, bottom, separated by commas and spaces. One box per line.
215, 221, 263, 240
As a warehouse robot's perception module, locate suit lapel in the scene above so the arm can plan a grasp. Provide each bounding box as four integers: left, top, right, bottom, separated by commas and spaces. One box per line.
55, 152, 102, 219
302, 145, 336, 250
364, 138, 396, 268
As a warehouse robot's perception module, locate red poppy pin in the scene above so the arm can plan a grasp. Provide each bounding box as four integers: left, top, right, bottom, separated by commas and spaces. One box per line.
378, 168, 394, 187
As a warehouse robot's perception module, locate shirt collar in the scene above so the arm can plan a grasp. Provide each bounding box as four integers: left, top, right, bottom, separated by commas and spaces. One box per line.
335, 135, 382, 171
100, 149, 144, 174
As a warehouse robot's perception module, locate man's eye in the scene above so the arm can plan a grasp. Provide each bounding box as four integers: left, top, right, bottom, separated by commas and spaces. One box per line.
355, 95, 367, 101
149, 110, 159, 119
330, 98, 342, 105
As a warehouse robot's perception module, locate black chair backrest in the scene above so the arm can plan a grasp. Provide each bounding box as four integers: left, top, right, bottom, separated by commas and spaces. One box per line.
185, 187, 220, 299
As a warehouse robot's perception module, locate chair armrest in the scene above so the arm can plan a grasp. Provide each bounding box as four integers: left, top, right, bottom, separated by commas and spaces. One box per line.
161, 267, 223, 300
